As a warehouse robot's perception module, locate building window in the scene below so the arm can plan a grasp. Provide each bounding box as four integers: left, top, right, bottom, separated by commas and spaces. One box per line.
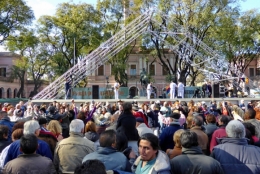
256, 68, 260, 76
162, 66, 168, 75
0, 68, 6, 77
130, 65, 136, 75
249, 68, 255, 77
97, 65, 104, 76
149, 64, 155, 76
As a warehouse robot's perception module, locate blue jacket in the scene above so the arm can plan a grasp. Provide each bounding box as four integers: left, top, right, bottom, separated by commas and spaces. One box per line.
159, 122, 182, 152
211, 138, 260, 174
82, 147, 131, 172
4, 139, 53, 165
0, 117, 14, 141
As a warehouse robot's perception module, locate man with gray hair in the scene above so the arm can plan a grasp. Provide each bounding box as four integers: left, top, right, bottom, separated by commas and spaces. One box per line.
190, 115, 208, 154
54, 119, 95, 173
211, 120, 260, 173
4, 120, 52, 165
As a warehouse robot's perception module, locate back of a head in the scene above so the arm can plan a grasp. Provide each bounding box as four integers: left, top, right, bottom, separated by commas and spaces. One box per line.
70, 119, 84, 133
180, 131, 199, 148
123, 102, 132, 113
226, 120, 245, 138
192, 115, 203, 126
245, 108, 256, 119
12, 128, 23, 141
23, 120, 40, 135
20, 134, 38, 154
74, 159, 106, 174
219, 115, 231, 126
99, 129, 116, 147
0, 125, 8, 140
173, 129, 185, 148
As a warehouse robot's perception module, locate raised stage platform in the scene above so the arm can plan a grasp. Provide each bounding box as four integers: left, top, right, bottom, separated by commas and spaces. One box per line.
30, 97, 259, 105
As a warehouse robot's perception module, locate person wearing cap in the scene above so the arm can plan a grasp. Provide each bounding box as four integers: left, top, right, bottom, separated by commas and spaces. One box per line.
170, 80, 177, 99
211, 120, 260, 173
159, 112, 183, 152
136, 117, 153, 137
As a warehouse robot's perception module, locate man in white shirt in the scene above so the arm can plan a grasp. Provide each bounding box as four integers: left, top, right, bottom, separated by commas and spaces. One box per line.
170, 80, 177, 99
178, 81, 184, 98
114, 81, 119, 100
147, 82, 152, 99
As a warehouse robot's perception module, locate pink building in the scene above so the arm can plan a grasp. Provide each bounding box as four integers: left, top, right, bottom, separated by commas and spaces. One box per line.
0, 52, 47, 98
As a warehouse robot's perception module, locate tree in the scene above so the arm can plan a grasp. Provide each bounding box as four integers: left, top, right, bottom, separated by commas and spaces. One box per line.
10, 57, 28, 98
6, 29, 51, 97
0, 0, 34, 43
37, 3, 103, 78
213, 9, 260, 77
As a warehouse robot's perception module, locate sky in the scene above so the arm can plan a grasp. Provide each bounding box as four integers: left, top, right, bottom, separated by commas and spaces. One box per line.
1, 0, 260, 52
26, 0, 259, 20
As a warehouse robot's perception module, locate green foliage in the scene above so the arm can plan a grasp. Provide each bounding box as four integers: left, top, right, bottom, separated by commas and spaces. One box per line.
37, 3, 103, 77
0, 0, 34, 43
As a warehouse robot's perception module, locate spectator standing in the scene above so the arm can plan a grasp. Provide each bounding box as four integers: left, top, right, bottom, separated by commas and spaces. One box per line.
82, 130, 132, 172
159, 112, 183, 152
244, 108, 260, 139
166, 129, 184, 159
3, 134, 56, 174
136, 117, 153, 137
53, 119, 94, 173
190, 116, 208, 154
211, 120, 260, 174
4, 120, 53, 165
132, 133, 171, 174
170, 131, 224, 174
0, 111, 14, 141
210, 116, 231, 152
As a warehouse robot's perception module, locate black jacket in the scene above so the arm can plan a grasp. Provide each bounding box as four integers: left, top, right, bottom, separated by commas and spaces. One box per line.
171, 146, 224, 174
116, 112, 139, 141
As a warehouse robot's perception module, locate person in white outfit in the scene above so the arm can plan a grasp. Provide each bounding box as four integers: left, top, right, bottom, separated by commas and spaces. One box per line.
114, 81, 120, 100
170, 80, 177, 99
178, 81, 184, 98
147, 82, 152, 99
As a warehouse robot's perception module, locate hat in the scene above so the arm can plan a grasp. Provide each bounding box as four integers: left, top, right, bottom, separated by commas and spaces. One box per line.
201, 101, 205, 105
3, 103, 8, 107
156, 100, 160, 104
136, 117, 144, 123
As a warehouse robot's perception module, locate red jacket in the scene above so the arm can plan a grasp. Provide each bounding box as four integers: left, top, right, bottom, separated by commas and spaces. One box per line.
132, 111, 149, 127
210, 126, 227, 152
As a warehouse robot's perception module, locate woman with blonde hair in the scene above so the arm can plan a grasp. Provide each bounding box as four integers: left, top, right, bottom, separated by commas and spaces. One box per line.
85, 121, 99, 142
166, 129, 185, 159
47, 120, 63, 141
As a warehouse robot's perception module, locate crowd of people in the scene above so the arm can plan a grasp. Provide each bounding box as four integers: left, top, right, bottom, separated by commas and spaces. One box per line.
0, 98, 260, 173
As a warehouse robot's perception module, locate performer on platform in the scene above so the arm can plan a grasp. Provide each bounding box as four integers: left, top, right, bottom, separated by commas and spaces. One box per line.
147, 82, 152, 99
65, 78, 72, 99
202, 81, 207, 98
170, 80, 177, 99
178, 80, 184, 98
114, 81, 120, 100
207, 82, 212, 98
